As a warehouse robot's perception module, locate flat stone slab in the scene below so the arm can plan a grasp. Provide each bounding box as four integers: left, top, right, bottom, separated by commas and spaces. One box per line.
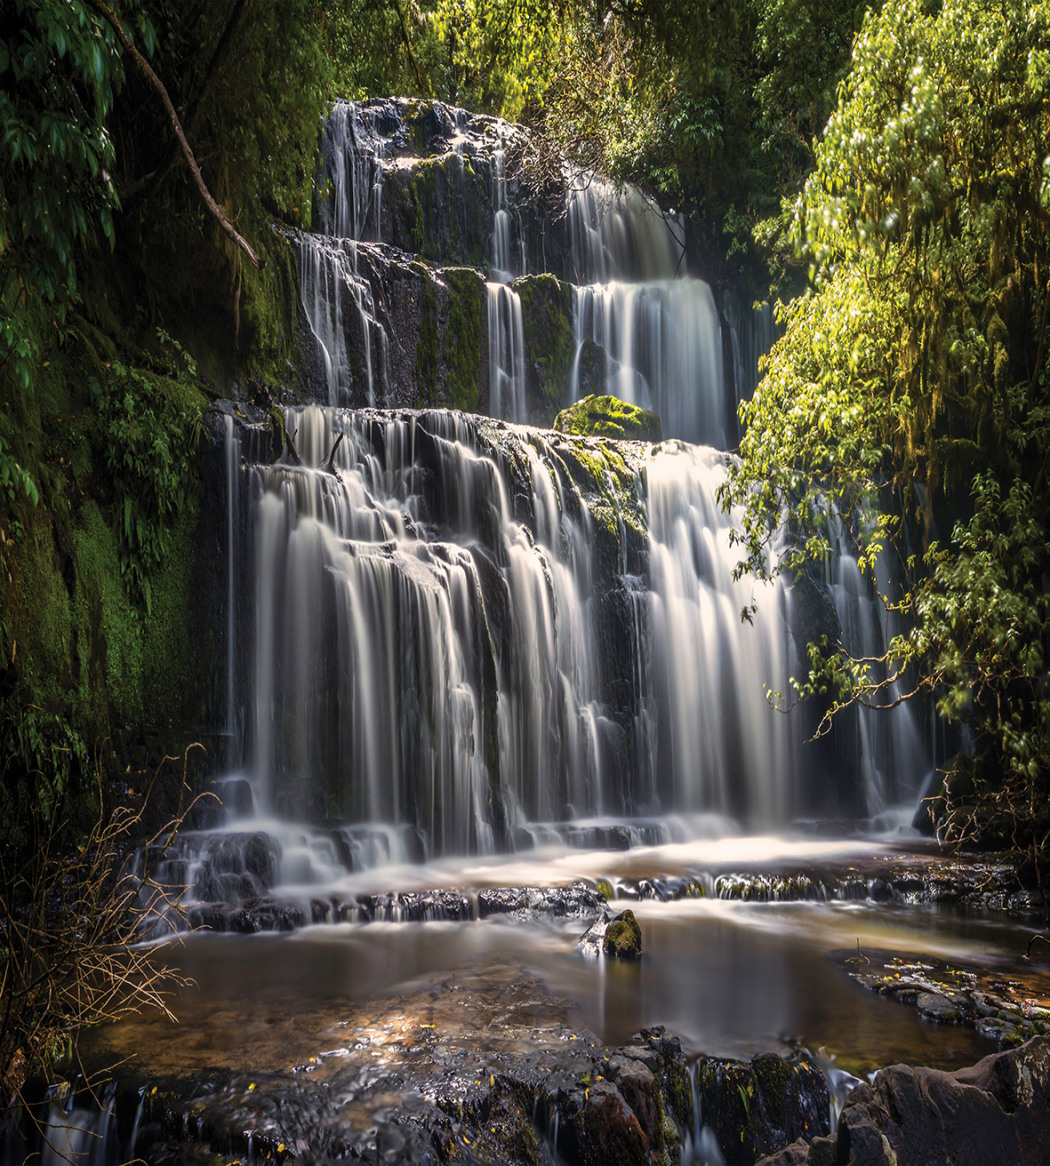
831, 945, 1050, 1048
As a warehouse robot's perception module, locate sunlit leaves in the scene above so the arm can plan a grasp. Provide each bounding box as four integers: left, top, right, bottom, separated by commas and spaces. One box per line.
726, 0, 1050, 852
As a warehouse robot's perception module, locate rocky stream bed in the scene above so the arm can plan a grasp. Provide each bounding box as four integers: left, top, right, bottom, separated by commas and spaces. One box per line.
7, 846, 1050, 1166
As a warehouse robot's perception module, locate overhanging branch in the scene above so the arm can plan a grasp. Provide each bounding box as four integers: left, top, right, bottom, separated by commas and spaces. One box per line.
87, 0, 264, 269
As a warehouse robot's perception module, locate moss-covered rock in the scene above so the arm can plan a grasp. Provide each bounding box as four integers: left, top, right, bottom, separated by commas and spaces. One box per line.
0, 302, 217, 852
515, 273, 574, 425
603, 909, 643, 959
554, 394, 662, 442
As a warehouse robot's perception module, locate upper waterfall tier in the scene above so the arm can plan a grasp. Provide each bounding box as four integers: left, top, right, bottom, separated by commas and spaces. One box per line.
296, 98, 765, 445
313, 97, 689, 285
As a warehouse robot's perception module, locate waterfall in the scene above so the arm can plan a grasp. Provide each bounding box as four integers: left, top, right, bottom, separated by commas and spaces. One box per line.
297, 235, 388, 407
300, 99, 734, 444
571, 280, 728, 446
486, 282, 526, 420
315, 99, 384, 241
201, 99, 932, 883
645, 442, 794, 821
827, 532, 928, 819
228, 405, 797, 860
224, 415, 238, 740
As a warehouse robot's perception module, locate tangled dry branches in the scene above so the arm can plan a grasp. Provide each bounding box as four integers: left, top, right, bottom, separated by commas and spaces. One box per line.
0, 748, 205, 1125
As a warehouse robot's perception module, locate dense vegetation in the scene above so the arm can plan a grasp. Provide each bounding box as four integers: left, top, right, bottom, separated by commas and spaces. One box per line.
722, 0, 1050, 881
1, 0, 1049, 1094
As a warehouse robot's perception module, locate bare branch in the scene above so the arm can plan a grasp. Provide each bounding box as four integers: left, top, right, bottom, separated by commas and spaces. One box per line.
86, 0, 264, 269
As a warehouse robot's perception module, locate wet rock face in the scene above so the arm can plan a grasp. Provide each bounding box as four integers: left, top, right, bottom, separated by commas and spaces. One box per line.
759, 1036, 1050, 1166
694, 1052, 830, 1166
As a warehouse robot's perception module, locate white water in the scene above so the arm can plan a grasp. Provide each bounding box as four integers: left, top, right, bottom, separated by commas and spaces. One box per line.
572, 280, 728, 446
297, 235, 387, 407
486, 282, 526, 419
229, 406, 799, 857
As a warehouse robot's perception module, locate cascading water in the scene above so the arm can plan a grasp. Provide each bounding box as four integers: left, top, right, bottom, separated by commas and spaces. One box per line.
231, 406, 797, 860
176, 97, 931, 907
486, 281, 526, 419
298, 99, 737, 439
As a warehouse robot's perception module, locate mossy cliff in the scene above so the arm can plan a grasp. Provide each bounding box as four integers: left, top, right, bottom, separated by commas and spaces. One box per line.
0, 222, 300, 845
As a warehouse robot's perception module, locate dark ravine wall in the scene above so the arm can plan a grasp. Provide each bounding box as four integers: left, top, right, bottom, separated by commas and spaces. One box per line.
0, 214, 307, 836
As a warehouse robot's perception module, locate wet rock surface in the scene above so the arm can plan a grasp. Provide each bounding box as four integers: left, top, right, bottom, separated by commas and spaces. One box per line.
79, 963, 829, 1166
831, 945, 1050, 1050
757, 1036, 1050, 1166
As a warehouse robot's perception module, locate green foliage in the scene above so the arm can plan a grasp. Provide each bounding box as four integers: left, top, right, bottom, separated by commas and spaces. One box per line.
90, 360, 203, 613
722, 0, 1050, 859
523, 0, 875, 283
0, 0, 129, 307
0, 704, 88, 856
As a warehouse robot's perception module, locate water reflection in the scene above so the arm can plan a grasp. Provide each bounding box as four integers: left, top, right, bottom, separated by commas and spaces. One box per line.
139, 888, 1027, 1077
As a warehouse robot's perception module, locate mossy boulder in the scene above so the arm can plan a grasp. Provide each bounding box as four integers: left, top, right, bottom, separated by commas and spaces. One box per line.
554, 395, 662, 442
603, 909, 643, 959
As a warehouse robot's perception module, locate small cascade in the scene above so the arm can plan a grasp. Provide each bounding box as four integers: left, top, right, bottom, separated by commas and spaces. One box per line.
297, 234, 388, 407
486, 282, 526, 420
565, 179, 684, 284
826, 523, 929, 816
315, 99, 385, 241
223, 415, 238, 738
38, 1085, 119, 1166
571, 280, 728, 446
723, 294, 775, 444
644, 442, 794, 819
490, 124, 524, 282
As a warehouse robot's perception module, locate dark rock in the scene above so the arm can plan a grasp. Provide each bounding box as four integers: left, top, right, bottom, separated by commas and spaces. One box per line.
603, 909, 643, 959
554, 1080, 650, 1166
695, 1051, 830, 1166
605, 1055, 661, 1146
757, 1036, 1050, 1166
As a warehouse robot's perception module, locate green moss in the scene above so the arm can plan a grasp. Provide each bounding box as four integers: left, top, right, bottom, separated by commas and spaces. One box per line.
603, 909, 643, 959
239, 230, 303, 389
515, 274, 574, 425
72, 499, 142, 726
444, 267, 483, 412
554, 394, 662, 442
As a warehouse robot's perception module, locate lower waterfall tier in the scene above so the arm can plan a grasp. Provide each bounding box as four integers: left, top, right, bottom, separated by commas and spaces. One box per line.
218, 404, 929, 857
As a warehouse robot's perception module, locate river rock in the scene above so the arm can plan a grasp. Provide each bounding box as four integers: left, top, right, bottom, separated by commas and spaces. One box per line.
757, 1035, 1050, 1166
603, 909, 643, 958
694, 1051, 830, 1166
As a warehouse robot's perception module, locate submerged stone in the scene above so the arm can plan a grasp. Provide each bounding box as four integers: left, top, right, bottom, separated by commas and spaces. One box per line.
554, 394, 663, 442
